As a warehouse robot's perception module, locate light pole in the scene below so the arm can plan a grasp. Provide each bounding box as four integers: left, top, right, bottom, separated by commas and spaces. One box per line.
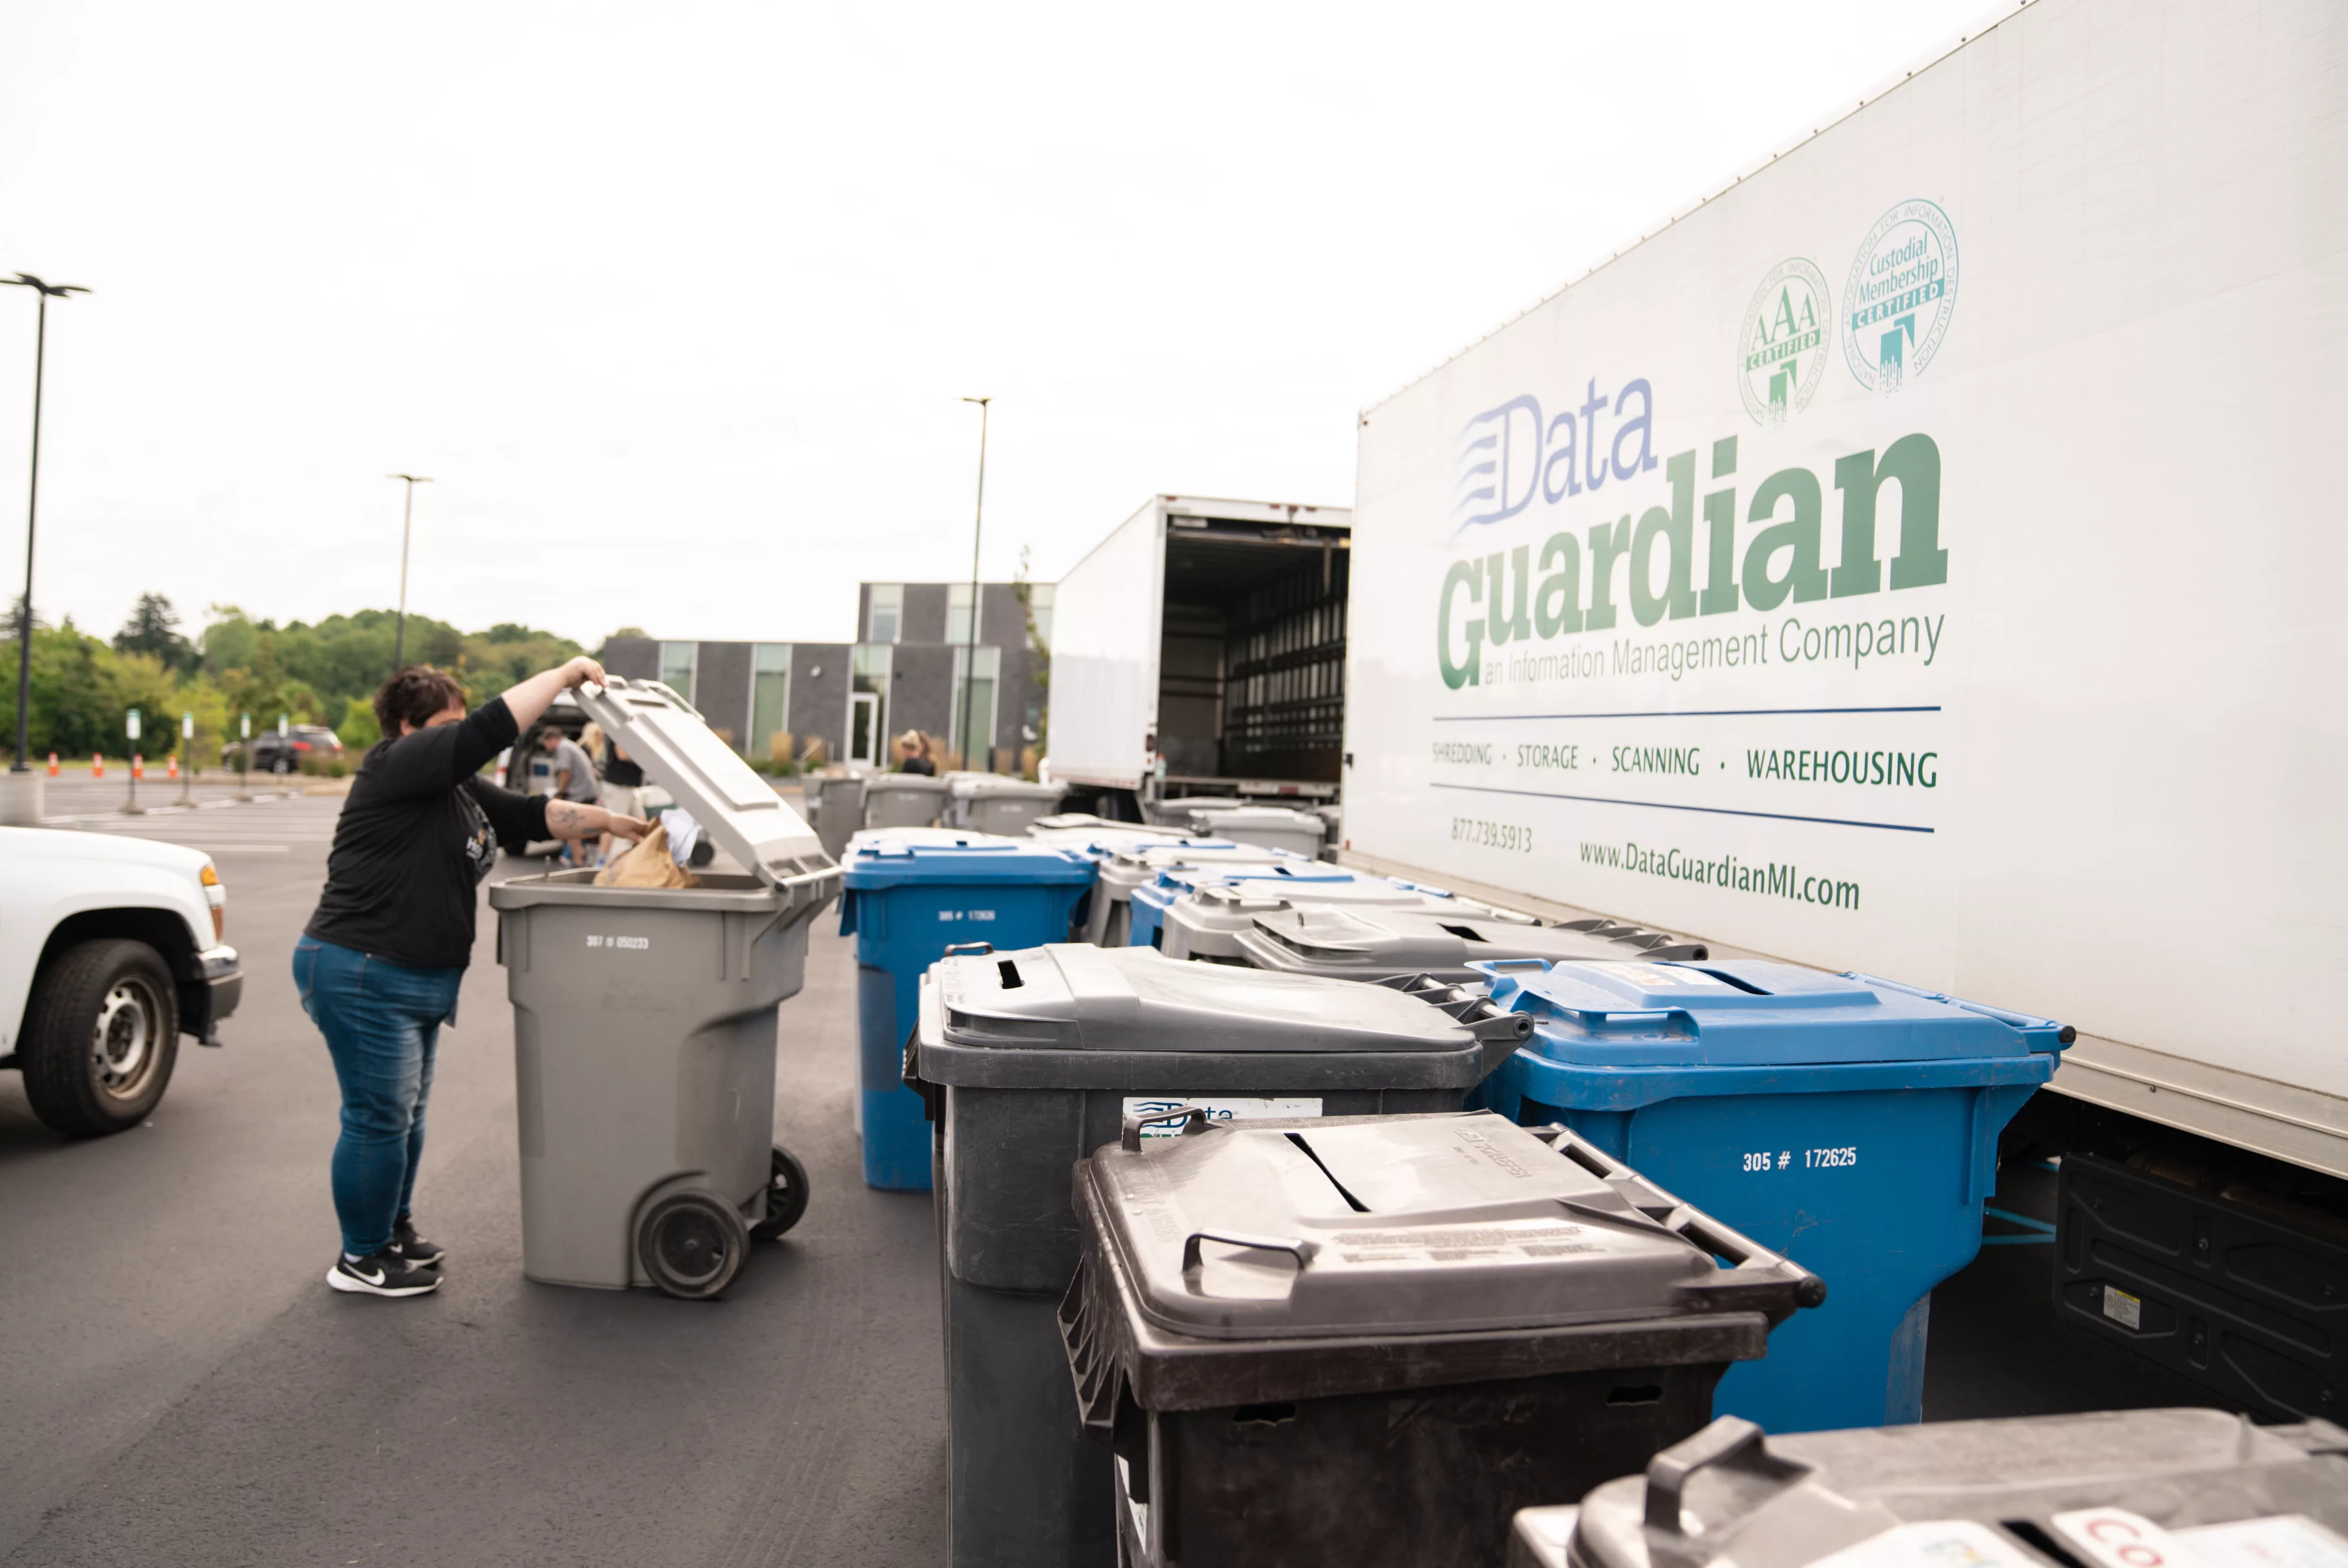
959, 396, 990, 772
4, 272, 90, 773
387, 473, 432, 670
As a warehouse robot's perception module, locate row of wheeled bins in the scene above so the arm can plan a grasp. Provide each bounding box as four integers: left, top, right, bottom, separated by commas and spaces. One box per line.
483, 690, 2342, 1565
830, 812, 2344, 1567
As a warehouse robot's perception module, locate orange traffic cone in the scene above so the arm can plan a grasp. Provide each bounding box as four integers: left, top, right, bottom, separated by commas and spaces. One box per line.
46, 752, 58, 776
132, 754, 144, 781
92, 754, 104, 779
167, 754, 179, 781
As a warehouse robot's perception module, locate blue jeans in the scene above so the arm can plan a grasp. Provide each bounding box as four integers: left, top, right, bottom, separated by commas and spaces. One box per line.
293, 937, 465, 1256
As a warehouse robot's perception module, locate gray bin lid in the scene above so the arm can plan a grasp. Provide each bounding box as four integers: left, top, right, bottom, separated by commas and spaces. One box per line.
1234, 902, 1705, 976
915, 942, 1512, 1091
948, 774, 1064, 801
1560, 1409, 2348, 1568
864, 773, 949, 797
1082, 1111, 1816, 1341
574, 677, 832, 893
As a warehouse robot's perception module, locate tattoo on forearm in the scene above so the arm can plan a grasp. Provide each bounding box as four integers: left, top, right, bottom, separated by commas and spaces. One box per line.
546, 801, 595, 835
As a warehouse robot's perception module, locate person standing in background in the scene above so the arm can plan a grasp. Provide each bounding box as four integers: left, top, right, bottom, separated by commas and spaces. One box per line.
540, 726, 601, 865
894, 730, 935, 776
596, 729, 646, 865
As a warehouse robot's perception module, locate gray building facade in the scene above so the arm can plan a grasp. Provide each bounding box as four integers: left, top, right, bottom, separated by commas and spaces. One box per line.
603, 575, 1049, 770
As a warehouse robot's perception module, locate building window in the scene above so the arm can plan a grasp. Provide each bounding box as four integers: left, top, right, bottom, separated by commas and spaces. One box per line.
867, 584, 903, 644
951, 644, 1000, 771
750, 643, 791, 763
660, 641, 697, 705
946, 582, 979, 647
1026, 582, 1054, 649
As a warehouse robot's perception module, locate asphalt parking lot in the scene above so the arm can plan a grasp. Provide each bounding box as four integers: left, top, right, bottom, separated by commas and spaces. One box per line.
1, 791, 947, 1567
0, 792, 2233, 1566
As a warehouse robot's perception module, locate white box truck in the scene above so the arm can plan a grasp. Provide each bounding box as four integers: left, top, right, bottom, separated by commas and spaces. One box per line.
1341, 0, 2347, 1416
1049, 495, 1351, 816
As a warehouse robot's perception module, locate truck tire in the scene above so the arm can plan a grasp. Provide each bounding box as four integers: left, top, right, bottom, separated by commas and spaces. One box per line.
19, 939, 181, 1136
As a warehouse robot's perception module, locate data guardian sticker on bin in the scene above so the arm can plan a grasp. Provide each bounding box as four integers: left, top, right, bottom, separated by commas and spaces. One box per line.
1123, 1097, 1322, 1134
1348, 187, 1975, 986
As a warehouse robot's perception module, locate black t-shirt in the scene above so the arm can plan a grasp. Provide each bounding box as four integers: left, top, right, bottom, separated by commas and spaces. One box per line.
898, 756, 936, 777
305, 697, 551, 969
601, 742, 644, 788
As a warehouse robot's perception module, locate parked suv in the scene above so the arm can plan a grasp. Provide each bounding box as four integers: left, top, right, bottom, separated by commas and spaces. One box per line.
223, 724, 342, 775
1, 827, 243, 1134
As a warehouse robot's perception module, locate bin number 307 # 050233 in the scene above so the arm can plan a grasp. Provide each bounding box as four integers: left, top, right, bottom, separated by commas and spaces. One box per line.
1745, 1147, 1857, 1172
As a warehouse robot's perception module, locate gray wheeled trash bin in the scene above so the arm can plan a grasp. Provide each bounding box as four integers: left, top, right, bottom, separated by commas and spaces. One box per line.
806, 770, 867, 864
1517, 1407, 2348, 1568
489, 677, 841, 1299
1060, 1110, 1820, 1568
1227, 900, 1707, 979
909, 943, 1533, 1568
1165, 801, 1327, 858
944, 773, 1065, 834
863, 772, 948, 829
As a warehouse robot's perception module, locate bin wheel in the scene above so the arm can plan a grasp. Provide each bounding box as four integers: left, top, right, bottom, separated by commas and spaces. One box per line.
636, 1192, 749, 1299
750, 1146, 810, 1241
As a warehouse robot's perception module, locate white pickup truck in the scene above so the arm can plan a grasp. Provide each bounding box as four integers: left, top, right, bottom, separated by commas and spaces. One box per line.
0, 827, 242, 1135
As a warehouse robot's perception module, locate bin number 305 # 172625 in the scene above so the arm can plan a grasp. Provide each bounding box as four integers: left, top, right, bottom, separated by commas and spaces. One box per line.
1744, 1147, 1858, 1172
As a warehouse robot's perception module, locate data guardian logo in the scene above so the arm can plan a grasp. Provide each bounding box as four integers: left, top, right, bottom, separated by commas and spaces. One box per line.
1451, 378, 1659, 538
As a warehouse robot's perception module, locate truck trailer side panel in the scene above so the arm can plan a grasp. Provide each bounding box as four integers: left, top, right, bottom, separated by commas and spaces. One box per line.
1051, 499, 1165, 790
1345, 0, 2348, 1146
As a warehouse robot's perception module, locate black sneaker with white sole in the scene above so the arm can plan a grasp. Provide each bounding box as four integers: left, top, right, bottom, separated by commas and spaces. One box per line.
389, 1220, 444, 1268
328, 1248, 442, 1297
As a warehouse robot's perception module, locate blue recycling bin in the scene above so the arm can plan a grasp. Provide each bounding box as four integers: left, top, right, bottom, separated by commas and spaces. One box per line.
1479, 957, 2071, 1434
1125, 859, 1361, 950
838, 836, 1095, 1190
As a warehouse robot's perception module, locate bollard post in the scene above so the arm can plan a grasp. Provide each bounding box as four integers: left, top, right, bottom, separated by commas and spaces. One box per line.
122, 710, 143, 814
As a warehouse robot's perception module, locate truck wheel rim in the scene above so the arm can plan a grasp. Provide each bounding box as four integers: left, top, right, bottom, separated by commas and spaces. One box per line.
91, 977, 163, 1101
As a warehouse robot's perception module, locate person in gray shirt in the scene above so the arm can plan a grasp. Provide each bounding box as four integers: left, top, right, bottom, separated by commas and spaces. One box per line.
539, 728, 601, 865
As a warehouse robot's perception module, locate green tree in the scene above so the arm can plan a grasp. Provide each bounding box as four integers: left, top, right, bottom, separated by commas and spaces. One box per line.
113, 593, 195, 671
338, 695, 382, 751
1011, 545, 1051, 766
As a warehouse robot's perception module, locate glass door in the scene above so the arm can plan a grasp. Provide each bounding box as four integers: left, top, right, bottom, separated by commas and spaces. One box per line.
848, 692, 881, 767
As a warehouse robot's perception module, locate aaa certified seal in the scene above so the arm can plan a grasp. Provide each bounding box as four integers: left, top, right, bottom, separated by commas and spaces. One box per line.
1738, 258, 1831, 426
1844, 198, 1958, 393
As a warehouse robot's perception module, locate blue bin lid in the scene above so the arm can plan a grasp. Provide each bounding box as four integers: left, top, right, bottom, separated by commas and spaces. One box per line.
841, 834, 1096, 890
1479, 958, 2071, 1067
1144, 861, 1369, 895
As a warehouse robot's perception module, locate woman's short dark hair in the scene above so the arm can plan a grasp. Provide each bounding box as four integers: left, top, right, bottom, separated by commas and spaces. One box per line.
374, 665, 470, 740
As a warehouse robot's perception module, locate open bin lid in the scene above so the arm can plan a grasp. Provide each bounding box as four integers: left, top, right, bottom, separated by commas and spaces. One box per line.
1235, 904, 1704, 972
1478, 958, 2071, 1066
1083, 1111, 1816, 1340
574, 677, 833, 894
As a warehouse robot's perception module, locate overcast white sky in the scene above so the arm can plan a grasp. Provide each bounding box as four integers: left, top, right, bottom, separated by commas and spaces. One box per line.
0, 1, 2002, 650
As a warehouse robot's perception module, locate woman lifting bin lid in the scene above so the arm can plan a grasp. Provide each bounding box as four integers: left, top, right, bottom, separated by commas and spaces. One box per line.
296, 656, 651, 1299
